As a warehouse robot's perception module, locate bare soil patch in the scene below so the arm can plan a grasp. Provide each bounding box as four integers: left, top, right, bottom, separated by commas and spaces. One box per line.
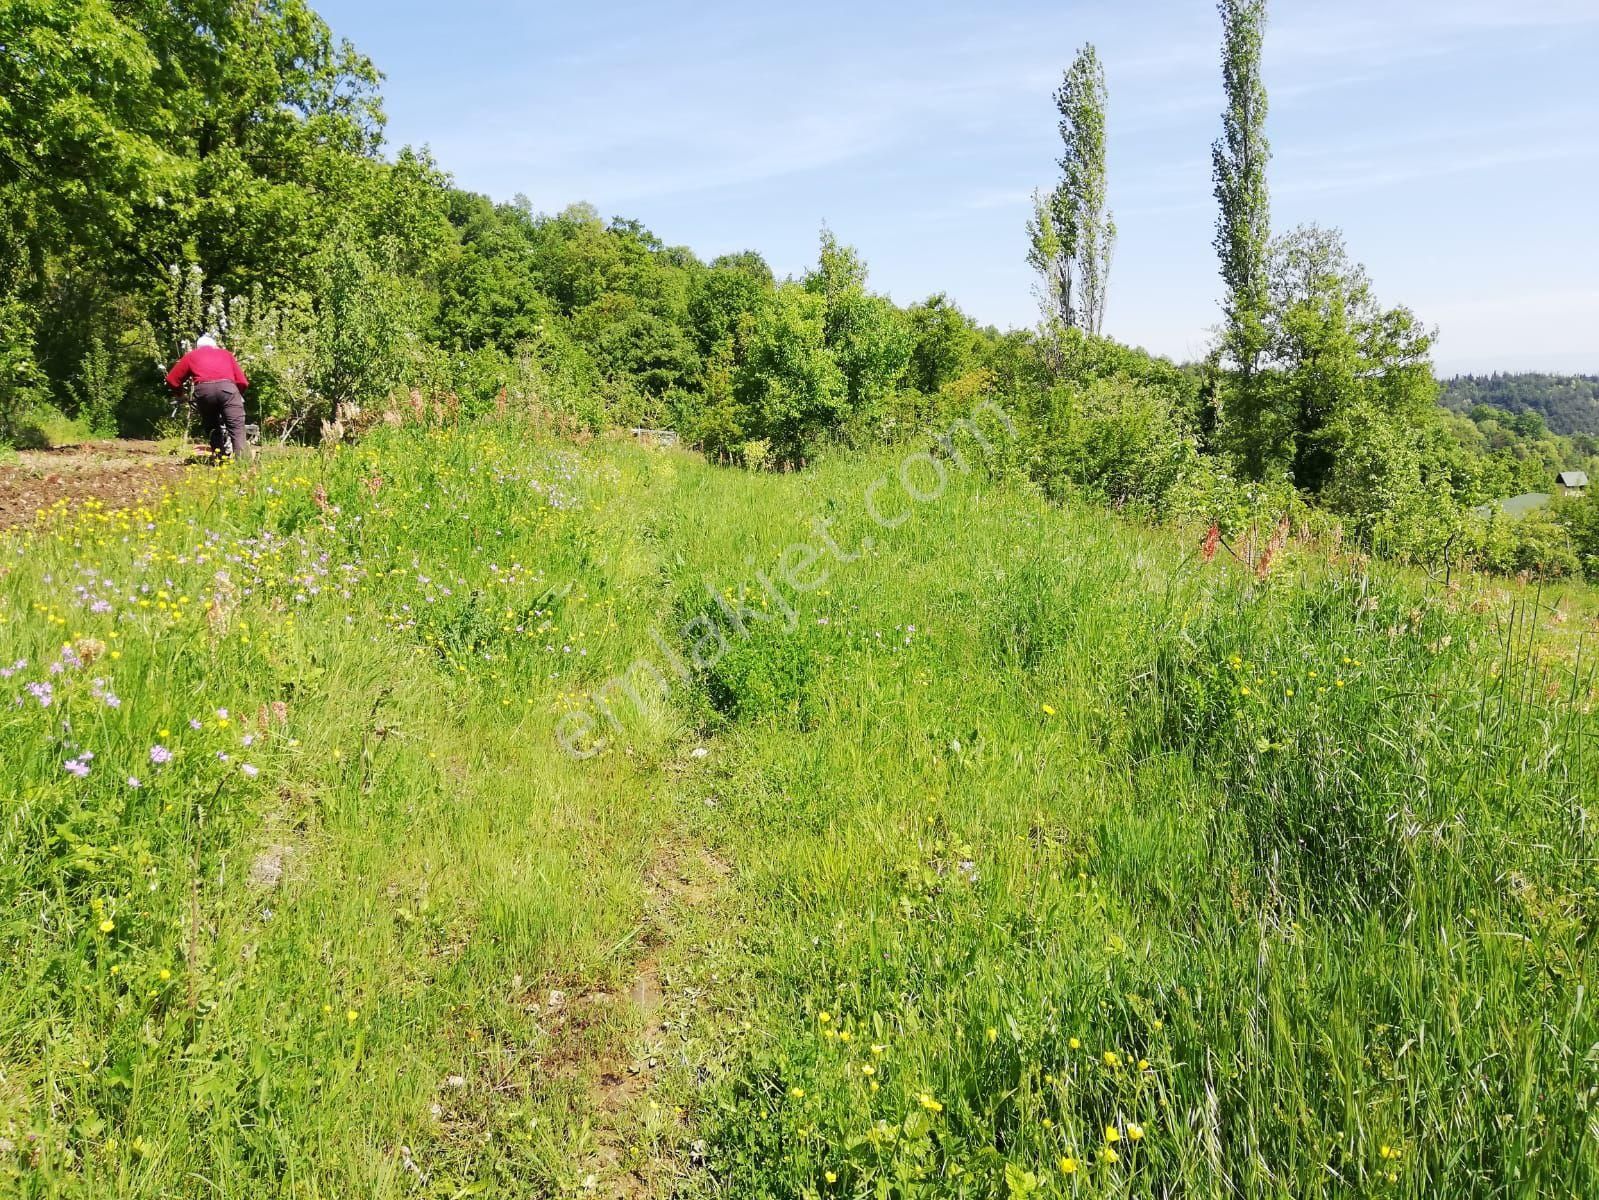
0, 440, 192, 531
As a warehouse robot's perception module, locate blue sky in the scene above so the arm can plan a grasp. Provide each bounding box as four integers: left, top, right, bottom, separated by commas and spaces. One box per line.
317, 0, 1599, 375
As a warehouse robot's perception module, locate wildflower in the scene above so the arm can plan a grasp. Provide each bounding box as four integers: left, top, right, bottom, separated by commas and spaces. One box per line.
1127, 1122, 1144, 1141
1103, 1050, 1119, 1067
346, 1009, 359, 1024
1058, 1156, 1077, 1174
1101, 1147, 1119, 1164
240, 763, 259, 779
818, 1011, 831, 1023
128, 777, 141, 789
860, 1064, 874, 1076
1069, 1037, 1081, 1050
160, 968, 172, 980
789, 1087, 806, 1099
918, 1093, 943, 1113
189, 718, 202, 730
987, 1026, 998, 1042
1105, 1125, 1120, 1144
825, 1171, 837, 1184
149, 745, 173, 764
99, 919, 114, 933
1042, 703, 1056, 716
1138, 1059, 1150, 1071
26, 681, 53, 707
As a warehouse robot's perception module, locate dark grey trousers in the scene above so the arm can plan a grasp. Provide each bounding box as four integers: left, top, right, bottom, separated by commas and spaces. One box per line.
193, 380, 247, 458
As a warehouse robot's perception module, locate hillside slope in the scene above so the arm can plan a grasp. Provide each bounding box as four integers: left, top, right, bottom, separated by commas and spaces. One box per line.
1, 423, 1595, 1198
1442, 372, 1599, 436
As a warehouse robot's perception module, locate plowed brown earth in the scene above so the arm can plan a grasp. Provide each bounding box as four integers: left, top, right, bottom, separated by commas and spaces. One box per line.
0, 441, 191, 532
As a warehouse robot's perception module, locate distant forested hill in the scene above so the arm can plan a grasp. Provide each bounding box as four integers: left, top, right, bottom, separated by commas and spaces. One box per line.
1441, 373, 1599, 436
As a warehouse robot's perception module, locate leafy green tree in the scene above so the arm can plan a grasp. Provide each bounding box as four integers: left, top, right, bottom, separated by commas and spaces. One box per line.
312, 224, 416, 412
734, 286, 844, 463
1557, 492, 1599, 580
682, 338, 745, 459
589, 310, 701, 397
1264, 225, 1437, 498
1027, 45, 1115, 334
802, 229, 911, 439
688, 257, 772, 355
1212, 0, 1276, 476
903, 294, 985, 397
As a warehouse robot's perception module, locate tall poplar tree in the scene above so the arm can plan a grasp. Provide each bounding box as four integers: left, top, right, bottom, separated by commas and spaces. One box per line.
1212, 0, 1279, 476
1028, 44, 1115, 335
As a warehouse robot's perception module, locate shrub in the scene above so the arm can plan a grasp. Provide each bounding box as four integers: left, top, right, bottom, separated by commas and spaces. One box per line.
686, 597, 815, 723
0, 295, 46, 443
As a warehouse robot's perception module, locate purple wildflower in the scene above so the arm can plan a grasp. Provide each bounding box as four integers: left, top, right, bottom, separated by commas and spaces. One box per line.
26, 681, 53, 707
149, 745, 173, 765
240, 763, 259, 779
128, 777, 142, 789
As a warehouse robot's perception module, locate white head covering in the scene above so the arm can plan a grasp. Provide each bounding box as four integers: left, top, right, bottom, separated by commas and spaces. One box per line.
196, 333, 219, 348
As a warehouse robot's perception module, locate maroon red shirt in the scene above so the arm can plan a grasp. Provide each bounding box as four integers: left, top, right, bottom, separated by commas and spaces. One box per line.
165, 346, 249, 390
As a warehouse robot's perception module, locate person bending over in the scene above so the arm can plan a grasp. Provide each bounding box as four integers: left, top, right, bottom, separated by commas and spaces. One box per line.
165, 334, 252, 462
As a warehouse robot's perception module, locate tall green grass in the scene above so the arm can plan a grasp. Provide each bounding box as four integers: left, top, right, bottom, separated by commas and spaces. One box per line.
1, 422, 1593, 1197
639, 448, 1597, 1198
0, 429, 691, 1196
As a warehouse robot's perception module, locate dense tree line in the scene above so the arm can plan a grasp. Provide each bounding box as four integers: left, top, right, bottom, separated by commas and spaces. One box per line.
3, 0, 1596, 580
1440, 374, 1599, 437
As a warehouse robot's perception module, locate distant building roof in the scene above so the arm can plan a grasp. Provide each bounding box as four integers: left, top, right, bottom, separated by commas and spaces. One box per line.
1556, 470, 1588, 488
1473, 492, 1552, 519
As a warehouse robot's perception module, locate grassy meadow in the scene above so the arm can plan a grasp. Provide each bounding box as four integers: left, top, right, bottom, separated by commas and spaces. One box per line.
1, 420, 1595, 1198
